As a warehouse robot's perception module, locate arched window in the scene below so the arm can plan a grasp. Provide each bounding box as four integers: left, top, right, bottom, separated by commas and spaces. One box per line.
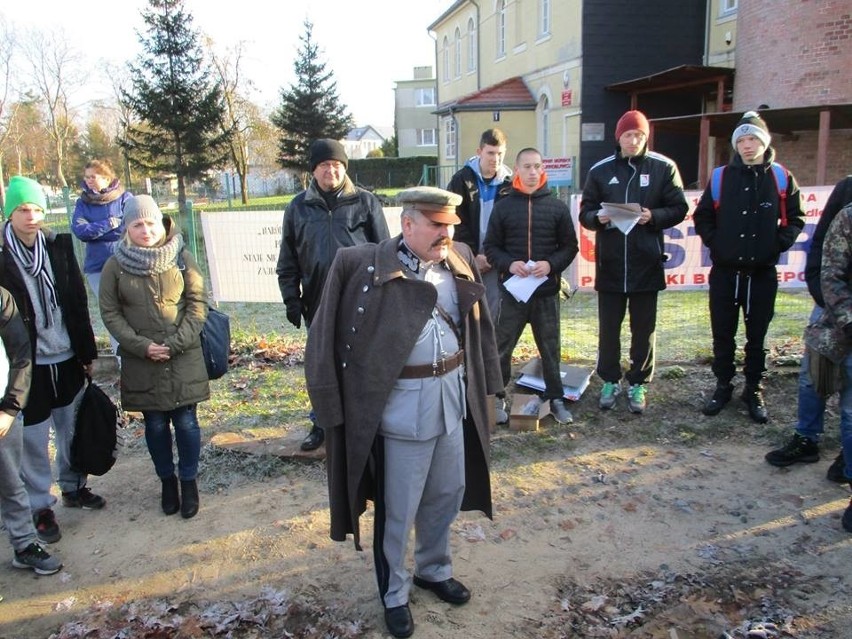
442, 36, 450, 82
467, 18, 477, 72
539, 94, 550, 157
454, 28, 462, 78
497, 0, 507, 58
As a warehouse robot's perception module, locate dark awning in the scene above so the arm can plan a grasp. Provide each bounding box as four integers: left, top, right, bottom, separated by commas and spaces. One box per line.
606, 64, 735, 98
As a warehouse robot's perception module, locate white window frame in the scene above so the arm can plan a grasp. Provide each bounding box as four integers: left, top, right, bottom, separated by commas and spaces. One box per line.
497, 0, 507, 58
417, 129, 437, 146
454, 27, 462, 78
720, 0, 737, 16
539, 0, 551, 37
467, 18, 477, 72
415, 87, 436, 107
444, 118, 457, 160
442, 36, 450, 82
539, 94, 550, 158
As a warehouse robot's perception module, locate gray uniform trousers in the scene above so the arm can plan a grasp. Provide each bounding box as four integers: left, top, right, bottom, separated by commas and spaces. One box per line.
376, 419, 465, 608
0, 416, 38, 551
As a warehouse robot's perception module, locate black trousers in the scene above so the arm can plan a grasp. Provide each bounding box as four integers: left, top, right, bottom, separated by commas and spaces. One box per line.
708, 265, 777, 386
596, 291, 658, 386
496, 290, 563, 399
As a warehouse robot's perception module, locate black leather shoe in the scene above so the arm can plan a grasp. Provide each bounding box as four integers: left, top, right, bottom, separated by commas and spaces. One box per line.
300, 425, 325, 451
702, 383, 733, 416
413, 576, 471, 605
384, 604, 414, 638
742, 386, 768, 424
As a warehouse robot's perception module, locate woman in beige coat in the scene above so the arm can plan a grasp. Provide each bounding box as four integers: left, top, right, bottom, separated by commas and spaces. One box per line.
99, 195, 209, 519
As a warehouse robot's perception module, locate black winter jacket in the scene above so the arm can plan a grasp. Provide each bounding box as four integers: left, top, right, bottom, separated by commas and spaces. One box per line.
446, 164, 512, 254
579, 148, 688, 293
483, 181, 578, 298
693, 148, 805, 271
276, 176, 389, 324
0, 225, 97, 367
804, 176, 852, 307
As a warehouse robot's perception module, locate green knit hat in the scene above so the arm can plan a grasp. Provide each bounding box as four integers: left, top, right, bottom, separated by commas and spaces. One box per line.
4, 176, 47, 216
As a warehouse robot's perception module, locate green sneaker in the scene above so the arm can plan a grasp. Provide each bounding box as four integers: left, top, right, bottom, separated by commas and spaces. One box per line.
627, 384, 647, 414
599, 381, 621, 410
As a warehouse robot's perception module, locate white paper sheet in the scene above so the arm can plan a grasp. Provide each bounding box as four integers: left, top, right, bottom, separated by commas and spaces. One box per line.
598, 202, 642, 235
502, 260, 547, 303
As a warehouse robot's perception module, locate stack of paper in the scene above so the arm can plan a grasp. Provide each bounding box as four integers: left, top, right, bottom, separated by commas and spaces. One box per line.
515, 358, 592, 401
598, 202, 642, 234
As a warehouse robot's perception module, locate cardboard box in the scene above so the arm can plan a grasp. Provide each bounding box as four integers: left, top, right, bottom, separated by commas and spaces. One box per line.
509, 393, 550, 432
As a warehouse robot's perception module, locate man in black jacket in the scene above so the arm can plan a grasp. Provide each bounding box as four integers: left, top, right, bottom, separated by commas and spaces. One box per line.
580, 110, 688, 415
446, 128, 512, 322
765, 175, 852, 471
693, 111, 805, 423
276, 139, 390, 451
484, 148, 578, 425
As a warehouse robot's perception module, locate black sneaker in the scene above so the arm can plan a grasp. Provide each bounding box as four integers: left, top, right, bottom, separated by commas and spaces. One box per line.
33, 509, 61, 544
827, 453, 847, 483
61, 487, 106, 509
742, 385, 768, 423
702, 383, 733, 416
764, 433, 819, 467
843, 499, 852, 533
12, 542, 62, 575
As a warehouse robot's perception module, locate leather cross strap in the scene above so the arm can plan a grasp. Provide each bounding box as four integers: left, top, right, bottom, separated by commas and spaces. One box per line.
399, 350, 465, 379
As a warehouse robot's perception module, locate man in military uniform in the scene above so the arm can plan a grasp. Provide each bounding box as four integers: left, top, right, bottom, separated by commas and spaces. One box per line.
305, 186, 502, 638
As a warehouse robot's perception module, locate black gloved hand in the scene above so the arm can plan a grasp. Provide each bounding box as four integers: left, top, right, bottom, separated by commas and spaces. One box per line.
286, 301, 303, 329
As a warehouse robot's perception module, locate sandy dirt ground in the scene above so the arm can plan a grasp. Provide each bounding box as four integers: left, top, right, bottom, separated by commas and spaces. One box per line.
1, 362, 851, 639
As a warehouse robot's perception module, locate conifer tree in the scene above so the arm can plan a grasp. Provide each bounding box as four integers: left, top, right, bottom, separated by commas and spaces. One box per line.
271, 19, 353, 175
120, 0, 233, 216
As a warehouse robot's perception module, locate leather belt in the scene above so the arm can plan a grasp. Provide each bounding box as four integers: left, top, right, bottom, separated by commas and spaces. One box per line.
399, 350, 465, 379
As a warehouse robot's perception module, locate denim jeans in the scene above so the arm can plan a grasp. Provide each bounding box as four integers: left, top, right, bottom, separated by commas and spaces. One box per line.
840, 354, 852, 481
142, 405, 201, 481
795, 306, 828, 442
798, 305, 852, 480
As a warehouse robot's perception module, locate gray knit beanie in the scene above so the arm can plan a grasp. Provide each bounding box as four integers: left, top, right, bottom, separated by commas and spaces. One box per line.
123, 195, 163, 225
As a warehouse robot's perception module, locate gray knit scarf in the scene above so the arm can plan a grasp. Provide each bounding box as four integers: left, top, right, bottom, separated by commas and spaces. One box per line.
114, 233, 184, 276
4, 224, 58, 327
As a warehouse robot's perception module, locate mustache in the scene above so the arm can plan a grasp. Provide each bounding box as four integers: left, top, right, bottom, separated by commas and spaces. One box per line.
431, 238, 452, 249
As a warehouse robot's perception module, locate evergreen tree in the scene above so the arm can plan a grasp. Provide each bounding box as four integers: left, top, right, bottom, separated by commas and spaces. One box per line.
120, 0, 233, 216
271, 19, 353, 175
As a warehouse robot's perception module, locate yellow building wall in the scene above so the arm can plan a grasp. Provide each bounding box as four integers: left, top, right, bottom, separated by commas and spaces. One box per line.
433, 0, 584, 188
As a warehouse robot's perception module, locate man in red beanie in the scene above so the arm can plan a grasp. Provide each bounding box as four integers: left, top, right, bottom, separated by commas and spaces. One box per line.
579, 110, 688, 414
276, 139, 390, 451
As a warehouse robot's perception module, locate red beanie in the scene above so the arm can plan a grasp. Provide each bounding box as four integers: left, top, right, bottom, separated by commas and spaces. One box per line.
615, 110, 650, 140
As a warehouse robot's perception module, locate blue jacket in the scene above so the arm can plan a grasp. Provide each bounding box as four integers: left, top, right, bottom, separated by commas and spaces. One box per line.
72, 187, 132, 274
